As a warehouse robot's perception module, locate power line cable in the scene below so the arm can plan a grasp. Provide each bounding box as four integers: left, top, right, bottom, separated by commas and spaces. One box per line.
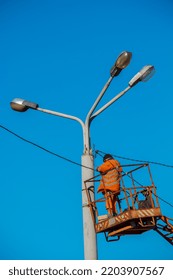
0, 124, 94, 171
1, 123, 173, 172
1, 124, 173, 208
155, 194, 173, 208
95, 150, 173, 169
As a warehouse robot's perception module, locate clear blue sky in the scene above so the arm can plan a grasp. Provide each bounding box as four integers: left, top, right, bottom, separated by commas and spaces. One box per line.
0, 0, 173, 260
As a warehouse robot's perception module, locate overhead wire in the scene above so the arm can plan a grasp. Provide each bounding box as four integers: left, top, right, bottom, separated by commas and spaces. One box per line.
0, 124, 94, 171
1, 124, 173, 208
1, 124, 173, 171
1, 124, 173, 170
95, 150, 173, 169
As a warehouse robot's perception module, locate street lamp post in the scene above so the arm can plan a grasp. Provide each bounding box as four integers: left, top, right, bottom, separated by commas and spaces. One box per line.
10, 52, 155, 260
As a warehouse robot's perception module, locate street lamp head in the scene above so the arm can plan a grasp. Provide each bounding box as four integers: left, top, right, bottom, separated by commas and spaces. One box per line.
129, 65, 155, 87
110, 51, 132, 77
10, 98, 39, 112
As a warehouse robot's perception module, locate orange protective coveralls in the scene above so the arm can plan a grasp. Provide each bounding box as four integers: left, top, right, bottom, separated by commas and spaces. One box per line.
97, 159, 122, 215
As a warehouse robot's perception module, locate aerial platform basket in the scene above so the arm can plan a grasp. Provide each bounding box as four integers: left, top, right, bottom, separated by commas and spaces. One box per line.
84, 163, 173, 244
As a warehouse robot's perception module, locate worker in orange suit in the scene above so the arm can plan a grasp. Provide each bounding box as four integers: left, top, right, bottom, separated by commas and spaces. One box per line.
97, 154, 122, 216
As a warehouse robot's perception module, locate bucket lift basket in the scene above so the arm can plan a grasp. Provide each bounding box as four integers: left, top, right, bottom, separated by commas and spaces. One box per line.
84, 163, 173, 244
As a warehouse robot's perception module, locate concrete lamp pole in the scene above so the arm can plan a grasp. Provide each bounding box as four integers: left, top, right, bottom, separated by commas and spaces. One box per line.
10, 52, 155, 260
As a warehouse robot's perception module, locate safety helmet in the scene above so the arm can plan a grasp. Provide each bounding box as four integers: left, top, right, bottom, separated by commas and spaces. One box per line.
103, 154, 113, 162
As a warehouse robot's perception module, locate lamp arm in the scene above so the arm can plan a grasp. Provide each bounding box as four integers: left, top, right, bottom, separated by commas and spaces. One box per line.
83, 76, 113, 153
85, 76, 113, 126
90, 85, 131, 121
37, 107, 86, 150
37, 107, 84, 126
